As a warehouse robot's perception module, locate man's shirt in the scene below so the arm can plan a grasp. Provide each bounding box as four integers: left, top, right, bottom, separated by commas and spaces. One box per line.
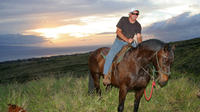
116, 17, 141, 39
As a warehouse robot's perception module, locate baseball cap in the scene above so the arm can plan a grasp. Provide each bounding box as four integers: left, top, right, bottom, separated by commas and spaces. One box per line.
129, 8, 139, 14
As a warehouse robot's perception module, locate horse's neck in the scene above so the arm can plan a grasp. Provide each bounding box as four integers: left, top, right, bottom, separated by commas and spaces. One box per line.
132, 48, 155, 67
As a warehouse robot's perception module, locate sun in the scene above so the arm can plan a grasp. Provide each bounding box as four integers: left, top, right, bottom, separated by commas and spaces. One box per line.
30, 28, 60, 39
29, 25, 92, 39
28, 16, 118, 39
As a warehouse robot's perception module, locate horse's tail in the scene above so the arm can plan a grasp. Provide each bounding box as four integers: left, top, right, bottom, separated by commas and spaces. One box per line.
88, 72, 95, 94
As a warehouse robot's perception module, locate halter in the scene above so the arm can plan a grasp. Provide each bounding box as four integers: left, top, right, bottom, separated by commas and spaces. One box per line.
142, 50, 171, 101
155, 51, 171, 76
141, 50, 171, 81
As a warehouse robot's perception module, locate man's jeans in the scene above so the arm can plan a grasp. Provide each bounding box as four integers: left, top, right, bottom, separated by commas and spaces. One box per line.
103, 38, 137, 75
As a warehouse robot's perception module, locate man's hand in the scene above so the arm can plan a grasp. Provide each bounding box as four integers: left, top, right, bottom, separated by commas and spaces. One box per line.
116, 28, 131, 43
128, 38, 134, 44
136, 33, 142, 43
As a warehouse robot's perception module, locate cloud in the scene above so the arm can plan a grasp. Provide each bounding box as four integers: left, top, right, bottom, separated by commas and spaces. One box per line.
1, 0, 200, 43
0, 0, 199, 21
0, 34, 49, 46
0, 0, 141, 34
143, 12, 200, 42
0, 0, 136, 19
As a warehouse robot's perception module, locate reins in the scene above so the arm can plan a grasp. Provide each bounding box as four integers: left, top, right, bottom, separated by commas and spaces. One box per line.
144, 81, 156, 101
142, 66, 156, 101
142, 50, 171, 101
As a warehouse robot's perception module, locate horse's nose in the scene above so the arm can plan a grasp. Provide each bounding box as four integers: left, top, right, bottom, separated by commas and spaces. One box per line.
159, 81, 167, 87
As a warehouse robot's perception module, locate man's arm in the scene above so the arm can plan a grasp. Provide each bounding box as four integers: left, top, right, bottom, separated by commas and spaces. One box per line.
136, 33, 142, 43
116, 27, 133, 43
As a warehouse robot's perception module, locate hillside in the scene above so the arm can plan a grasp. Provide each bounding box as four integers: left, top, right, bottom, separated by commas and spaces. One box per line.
0, 37, 200, 112
0, 74, 199, 112
0, 37, 200, 83
171, 37, 200, 74
0, 53, 89, 83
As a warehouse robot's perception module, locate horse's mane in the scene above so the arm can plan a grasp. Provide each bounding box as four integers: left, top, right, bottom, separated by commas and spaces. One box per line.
136, 39, 165, 51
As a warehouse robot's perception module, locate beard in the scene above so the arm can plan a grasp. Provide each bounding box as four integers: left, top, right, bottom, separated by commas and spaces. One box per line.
131, 16, 137, 21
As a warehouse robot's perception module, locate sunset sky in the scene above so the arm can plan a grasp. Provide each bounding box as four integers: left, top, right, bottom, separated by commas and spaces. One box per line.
0, 0, 200, 47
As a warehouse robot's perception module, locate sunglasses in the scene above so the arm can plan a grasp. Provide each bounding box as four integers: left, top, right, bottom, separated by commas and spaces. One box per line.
131, 12, 139, 15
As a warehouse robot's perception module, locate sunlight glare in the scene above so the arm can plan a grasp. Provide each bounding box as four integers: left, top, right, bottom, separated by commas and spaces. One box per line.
29, 16, 118, 39
30, 28, 60, 39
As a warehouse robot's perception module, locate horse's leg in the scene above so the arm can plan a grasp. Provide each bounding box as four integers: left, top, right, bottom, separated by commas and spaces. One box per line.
88, 72, 95, 94
118, 85, 127, 112
91, 72, 101, 96
133, 89, 144, 112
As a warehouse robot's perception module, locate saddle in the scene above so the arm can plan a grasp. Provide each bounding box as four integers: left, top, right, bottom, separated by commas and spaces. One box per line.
113, 44, 132, 64
101, 44, 132, 63
101, 44, 133, 75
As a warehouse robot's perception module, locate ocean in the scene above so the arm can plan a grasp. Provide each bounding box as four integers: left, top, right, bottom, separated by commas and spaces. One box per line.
0, 45, 110, 62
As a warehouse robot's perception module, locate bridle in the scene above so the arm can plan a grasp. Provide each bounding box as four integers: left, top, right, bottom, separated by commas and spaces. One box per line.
142, 46, 173, 101
155, 51, 171, 76
141, 50, 171, 81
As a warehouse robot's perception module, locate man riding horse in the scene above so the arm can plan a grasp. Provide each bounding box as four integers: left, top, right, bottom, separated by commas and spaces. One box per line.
88, 8, 175, 112
103, 9, 142, 85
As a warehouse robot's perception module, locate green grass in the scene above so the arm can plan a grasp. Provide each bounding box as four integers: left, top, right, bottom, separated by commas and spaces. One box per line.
0, 37, 200, 111
0, 53, 89, 83
171, 37, 200, 74
1, 38, 200, 84
0, 72, 199, 112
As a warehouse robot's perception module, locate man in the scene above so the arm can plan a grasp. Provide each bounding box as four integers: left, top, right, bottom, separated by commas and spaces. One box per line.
103, 9, 142, 85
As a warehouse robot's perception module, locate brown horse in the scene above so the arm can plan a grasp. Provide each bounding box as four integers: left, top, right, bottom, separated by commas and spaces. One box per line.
88, 39, 175, 112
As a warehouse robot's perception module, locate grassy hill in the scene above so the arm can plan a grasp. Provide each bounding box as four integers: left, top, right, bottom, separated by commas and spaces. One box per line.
171, 37, 200, 74
0, 74, 199, 112
0, 37, 200, 83
0, 37, 200, 112
0, 53, 89, 83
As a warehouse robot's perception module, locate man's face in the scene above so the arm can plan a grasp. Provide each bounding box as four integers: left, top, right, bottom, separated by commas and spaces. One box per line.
130, 11, 139, 20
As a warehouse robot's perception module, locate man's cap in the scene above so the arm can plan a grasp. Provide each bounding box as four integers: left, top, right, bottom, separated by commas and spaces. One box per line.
129, 8, 139, 14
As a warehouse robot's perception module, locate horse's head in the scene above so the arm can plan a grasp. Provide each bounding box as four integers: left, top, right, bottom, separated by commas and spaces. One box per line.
153, 44, 175, 87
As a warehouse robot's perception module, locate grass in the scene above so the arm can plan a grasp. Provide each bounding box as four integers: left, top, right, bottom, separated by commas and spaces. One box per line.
1, 38, 200, 84
0, 53, 89, 83
0, 72, 199, 112
172, 37, 200, 74
0, 37, 200, 111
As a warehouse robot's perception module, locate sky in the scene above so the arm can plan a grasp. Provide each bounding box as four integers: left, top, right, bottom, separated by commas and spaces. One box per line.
0, 0, 200, 47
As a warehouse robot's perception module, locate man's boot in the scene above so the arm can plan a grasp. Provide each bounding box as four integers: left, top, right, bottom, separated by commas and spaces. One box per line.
103, 73, 111, 85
